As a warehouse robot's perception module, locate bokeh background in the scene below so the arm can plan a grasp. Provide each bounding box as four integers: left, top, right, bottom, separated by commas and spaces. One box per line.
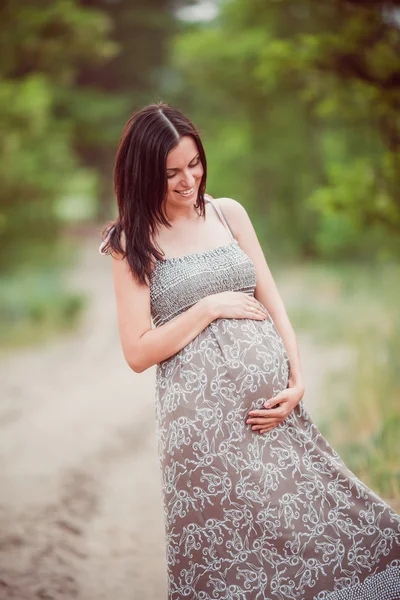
0, 0, 399, 598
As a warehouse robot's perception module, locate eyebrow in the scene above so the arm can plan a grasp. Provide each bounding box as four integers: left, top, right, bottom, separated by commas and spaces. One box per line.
166, 153, 200, 172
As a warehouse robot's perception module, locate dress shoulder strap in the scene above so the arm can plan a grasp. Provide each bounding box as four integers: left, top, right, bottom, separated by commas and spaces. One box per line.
206, 197, 236, 241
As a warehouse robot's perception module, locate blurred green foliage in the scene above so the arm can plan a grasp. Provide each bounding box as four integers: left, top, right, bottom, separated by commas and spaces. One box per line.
168, 0, 400, 260
0, 0, 174, 275
0, 0, 114, 274
74, 0, 176, 220
0, 0, 174, 342
2, 0, 399, 272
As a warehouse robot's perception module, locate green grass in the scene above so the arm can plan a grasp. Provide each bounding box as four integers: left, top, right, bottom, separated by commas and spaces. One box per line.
0, 238, 87, 352
277, 260, 400, 510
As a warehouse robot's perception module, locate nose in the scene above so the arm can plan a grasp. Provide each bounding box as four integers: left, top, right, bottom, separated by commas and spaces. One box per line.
179, 169, 196, 188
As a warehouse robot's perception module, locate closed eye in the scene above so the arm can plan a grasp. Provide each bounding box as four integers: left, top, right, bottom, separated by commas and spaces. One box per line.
167, 156, 201, 178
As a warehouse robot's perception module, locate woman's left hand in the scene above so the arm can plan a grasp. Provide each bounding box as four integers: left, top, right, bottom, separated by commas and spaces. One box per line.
245, 385, 305, 434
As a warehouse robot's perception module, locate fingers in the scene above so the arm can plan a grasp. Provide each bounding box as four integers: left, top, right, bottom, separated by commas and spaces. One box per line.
244, 298, 268, 320
245, 307, 267, 320
263, 393, 284, 409
246, 416, 271, 425
246, 407, 284, 433
245, 389, 291, 435
249, 392, 287, 416
247, 407, 284, 419
250, 419, 281, 431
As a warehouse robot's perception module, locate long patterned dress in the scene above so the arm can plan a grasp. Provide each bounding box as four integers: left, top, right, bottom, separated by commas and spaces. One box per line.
102, 198, 400, 599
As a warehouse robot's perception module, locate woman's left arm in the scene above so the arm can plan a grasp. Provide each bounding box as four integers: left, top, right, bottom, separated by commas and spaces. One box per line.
217, 198, 305, 429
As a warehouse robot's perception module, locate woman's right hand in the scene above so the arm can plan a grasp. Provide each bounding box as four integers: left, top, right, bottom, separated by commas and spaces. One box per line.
203, 291, 269, 321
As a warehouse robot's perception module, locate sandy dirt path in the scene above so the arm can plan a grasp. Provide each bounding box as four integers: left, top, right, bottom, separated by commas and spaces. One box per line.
0, 235, 351, 600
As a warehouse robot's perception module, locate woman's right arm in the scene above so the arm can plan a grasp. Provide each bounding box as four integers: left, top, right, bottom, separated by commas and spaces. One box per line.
111, 252, 218, 373
111, 251, 266, 373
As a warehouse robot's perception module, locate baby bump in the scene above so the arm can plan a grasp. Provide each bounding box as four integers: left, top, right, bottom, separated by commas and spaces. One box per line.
156, 312, 290, 418
155, 312, 290, 486
207, 314, 290, 406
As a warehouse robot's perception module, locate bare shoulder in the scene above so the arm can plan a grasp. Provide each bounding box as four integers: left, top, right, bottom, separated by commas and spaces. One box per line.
213, 197, 251, 239
214, 197, 246, 215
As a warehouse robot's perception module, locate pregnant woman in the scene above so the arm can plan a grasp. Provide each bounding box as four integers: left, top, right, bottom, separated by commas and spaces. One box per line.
99, 102, 400, 599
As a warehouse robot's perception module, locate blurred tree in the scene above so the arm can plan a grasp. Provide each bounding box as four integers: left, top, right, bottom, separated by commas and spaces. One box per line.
0, 0, 114, 272
170, 0, 400, 258
295, 0, 400, 237
75, 0, 177, 221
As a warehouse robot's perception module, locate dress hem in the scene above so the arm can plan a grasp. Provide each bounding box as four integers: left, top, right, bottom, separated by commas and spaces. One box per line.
319, 561, 400, 600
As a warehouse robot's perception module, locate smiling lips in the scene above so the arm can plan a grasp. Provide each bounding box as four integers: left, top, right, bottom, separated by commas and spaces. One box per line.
175, 186, 195, 197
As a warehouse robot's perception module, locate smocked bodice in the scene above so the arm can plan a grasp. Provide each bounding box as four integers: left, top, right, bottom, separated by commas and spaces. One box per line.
150, 239, 257, 327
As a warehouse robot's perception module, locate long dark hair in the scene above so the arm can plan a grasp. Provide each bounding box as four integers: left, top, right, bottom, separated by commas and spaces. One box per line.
100, 102, 208, 285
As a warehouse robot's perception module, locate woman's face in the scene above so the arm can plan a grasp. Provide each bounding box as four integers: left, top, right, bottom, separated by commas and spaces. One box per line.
165, 135, 204, 205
